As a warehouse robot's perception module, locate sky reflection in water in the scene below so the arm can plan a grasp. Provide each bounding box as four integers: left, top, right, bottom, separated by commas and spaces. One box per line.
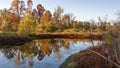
0, 39, 102, 68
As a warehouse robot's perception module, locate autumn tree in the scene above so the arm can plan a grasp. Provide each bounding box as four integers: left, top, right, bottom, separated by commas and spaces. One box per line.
61, 14, 70, 29
44, 23, 57, 32
36, 10, 57, 33
83, 21, 91, 30
0, 9, 9, 25
53, 6, 64, 24
71, 20, 79, 29
36, 22, 57, 33
78, 21, 84, 30
27, 0, 33, 10
37, 4, 45, 17
18, 15, 36, 36
51, 6, 64, 32
32, 4, 45, 24
9, 0, 26, 24
0, 9, 15, 31
26, 0, 33, 15
32, 8, 39, 23
40, 10, 52, 24
36, 4, 45, 23
9, 0, 20, 15
19, 0, 26, 15
3, 23, 13, 32
0, 8, 20, 31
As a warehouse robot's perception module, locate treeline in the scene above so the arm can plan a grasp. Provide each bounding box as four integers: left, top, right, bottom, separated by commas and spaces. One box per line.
0, 0, 120, 36
0, 0, 45, 33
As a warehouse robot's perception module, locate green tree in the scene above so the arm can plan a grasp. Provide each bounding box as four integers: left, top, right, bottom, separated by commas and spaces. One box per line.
36, 22, 57, 33
44, 22, 57, 32
18, 15, 36, 36
2, 23, 13, 32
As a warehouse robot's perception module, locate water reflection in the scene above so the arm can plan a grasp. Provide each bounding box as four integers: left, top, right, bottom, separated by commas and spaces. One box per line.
0, 39, 102, 68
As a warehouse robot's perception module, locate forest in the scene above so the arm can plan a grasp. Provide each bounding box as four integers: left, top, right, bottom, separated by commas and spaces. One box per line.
1, 0, 120, 68
0, 0, 120, 37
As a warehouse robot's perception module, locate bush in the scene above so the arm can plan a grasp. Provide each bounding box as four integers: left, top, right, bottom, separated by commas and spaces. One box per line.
36, 22, 58, 33
64, 28, 79, 33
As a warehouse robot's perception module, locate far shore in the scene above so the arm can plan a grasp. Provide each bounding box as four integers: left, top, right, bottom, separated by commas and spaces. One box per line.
0, 36, 32, 47
29, 33, 103, 39
0, 33, 103, 46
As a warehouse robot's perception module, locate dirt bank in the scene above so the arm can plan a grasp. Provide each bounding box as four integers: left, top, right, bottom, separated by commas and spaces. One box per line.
60, 45, 119, 68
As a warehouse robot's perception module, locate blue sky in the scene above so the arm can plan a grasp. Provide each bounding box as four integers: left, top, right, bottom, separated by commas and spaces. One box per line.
0, 0, 120, 21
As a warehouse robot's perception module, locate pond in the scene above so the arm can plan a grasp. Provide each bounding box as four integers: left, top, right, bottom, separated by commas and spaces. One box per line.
0, 39, 102, 68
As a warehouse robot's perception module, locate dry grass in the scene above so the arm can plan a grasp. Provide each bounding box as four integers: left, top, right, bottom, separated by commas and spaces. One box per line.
60, 45, 119, 68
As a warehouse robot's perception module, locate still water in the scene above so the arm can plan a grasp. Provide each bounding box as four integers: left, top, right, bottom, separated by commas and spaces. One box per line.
0, 39, 102, 68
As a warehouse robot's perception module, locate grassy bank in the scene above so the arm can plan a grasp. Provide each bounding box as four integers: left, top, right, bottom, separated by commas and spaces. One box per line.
60, 45, 119, 68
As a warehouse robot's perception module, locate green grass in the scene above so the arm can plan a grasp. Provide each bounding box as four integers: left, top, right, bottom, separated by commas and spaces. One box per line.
60, 54, 77, 68
66, 62, 75, 68
0, 31, 18, 37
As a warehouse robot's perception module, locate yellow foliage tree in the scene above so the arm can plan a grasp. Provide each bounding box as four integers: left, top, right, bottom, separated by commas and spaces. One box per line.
40, 10, 51, 24
18, 15, 36, 36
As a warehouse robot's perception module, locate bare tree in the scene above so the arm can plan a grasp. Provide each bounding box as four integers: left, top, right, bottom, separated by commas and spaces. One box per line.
53, 6, 64, 24
37, 4, 45, 17
19, 0, 25, 16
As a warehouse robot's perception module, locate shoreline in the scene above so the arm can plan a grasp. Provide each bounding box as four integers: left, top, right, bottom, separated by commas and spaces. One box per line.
60, 45, 118, 68
0, 36, 32, 47
0, 33, 103, 46
29, 33, 103, 39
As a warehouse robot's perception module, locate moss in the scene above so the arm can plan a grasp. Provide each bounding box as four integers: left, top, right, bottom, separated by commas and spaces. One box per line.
60, 53, 77, 68
66, 62, 75, 68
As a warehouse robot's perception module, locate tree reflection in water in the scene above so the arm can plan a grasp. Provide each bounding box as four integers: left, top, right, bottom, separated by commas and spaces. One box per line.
0, 47, 17, 59
0, 39, 78, 67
